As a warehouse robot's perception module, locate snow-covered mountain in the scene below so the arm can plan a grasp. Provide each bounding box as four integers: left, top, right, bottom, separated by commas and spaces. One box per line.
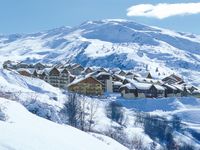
0, 19, 200, 85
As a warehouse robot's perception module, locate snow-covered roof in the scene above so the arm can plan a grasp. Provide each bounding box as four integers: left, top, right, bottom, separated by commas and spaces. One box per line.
37, 70, 45, 74
113, 74, 126, 81
68, 73, 103, 87
125, 78, 165, 91
134, 82, 152, 90
127, 79, 152, 90
154, 85, 165, 91
113, 81, 123, 86
163, 83, 177, 90
135, 77, 161, 84
43, 68, 52, 74
95, 72, 111, 77
173, 84, 184, 91
120, 83, 136, 90
17, 68, 32, 74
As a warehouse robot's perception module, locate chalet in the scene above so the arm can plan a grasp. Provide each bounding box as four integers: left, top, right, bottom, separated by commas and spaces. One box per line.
120, 79, 165, 99
100, 67, 108, 73
120, 83, 138, 99
186, 85, 198, 93
126, 72, 135, 79
59, 68, 71, 89
34, 63, 46, 70
84, 67, 93, 74
32, 70, 38, 78
3, 60, 18, 69
113, 81, 123, 93
118, 70, 126, 76
95, 72, 113, 93
17, 68, 32, 77
135, 77, 163, 85
112, 74, 126, 83
37, 70, 47, 80
95, 67, 108, 74
192, 90, 200, 98
34, 67, 75, 89
172, 84, 187, 97
68, 76, 104, 95
146, 72, 153, 79
162, 74, 183, 85
48, 67, 60, 87
70, 75, 76, 82
110, 68, 121, 74
70, 64, 84, 75
16, 62, 29, 69
162, 84, 178, 97
149, 85, 165, 98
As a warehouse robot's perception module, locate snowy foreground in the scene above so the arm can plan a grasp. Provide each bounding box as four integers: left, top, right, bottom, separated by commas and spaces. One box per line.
0, 69, 200, 149
0, 69, 127, 150
0, 98, 127, 150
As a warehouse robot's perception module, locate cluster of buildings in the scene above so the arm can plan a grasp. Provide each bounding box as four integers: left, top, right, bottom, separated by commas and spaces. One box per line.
3, 60, 200, 99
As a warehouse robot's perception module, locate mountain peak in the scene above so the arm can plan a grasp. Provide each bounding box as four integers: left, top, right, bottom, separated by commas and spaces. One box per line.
0, 19, 200, 85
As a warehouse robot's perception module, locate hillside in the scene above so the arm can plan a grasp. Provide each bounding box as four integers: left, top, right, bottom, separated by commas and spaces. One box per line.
0, 98, 128, 150
0, 19, 200, 86
0, 68, 200, 149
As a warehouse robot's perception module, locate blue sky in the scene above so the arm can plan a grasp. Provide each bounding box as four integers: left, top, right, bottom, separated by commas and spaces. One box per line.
0, 0, 200, 34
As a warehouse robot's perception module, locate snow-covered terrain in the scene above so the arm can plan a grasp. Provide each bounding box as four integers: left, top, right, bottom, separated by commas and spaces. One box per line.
0, 68, 200, 149
0, 19, 200, 85
0, 69, 131, 150
1, 19, 200, 149
0, 98, 128, 150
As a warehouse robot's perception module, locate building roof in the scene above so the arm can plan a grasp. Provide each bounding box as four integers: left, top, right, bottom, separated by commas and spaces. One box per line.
113, 74, 126, 81
162, 74, 183, 83
135, 77, 163, 84
153, 85, 165, 91
68, 74, 104, 87
172, 84, 184, 91
120, 83, 136, 90
36, 70, 45, 74
113, 81, 123, 86
163, 83, 177, 90
127, 79, 152, 90
17, 68, 32, 74
95, 72, 111, 77
124, 78, 165, 91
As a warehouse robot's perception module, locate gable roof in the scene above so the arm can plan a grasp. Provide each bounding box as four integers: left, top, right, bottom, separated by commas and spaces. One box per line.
49, 67, 60, 75
95, 72, 111, 78
118, 70, 126, 76
120, 83, 136, 90
113, 81, 123, 86
153, 85, 165, 91
126, 79, 152, 90
146, 72, 152, 79
113, 74, 126, 81
163, 83, 178, 90
124, 78, 165, 91
17, 68, 31, 74
68, 74, 104, 87
162, 74, 183, 83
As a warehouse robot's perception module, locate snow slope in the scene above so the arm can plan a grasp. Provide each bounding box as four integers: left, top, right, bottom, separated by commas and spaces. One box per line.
0, 68, 200, 149
116, 96, 200, 131
0, 98, 128, 150
0, 19, 200, 85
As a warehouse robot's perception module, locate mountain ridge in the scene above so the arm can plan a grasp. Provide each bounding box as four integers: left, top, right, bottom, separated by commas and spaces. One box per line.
0, 19, 200, 85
